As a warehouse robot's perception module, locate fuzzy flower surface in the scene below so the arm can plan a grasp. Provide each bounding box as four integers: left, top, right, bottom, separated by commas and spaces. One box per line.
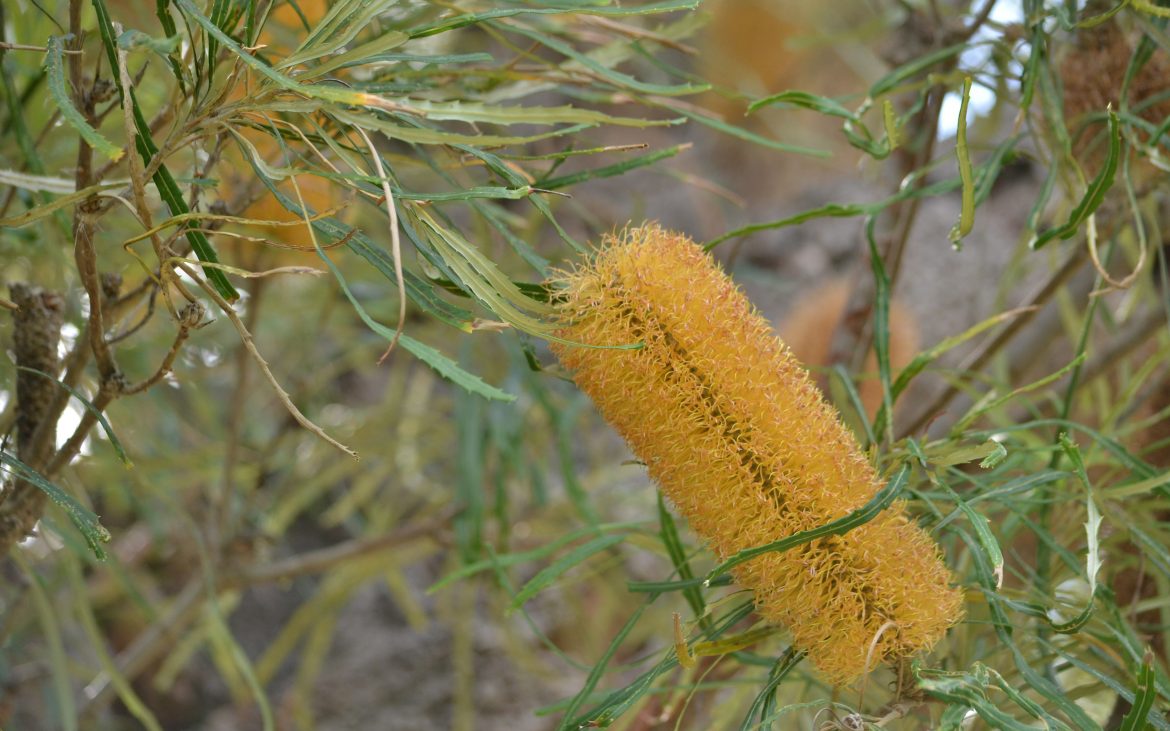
551, 225, 963, 684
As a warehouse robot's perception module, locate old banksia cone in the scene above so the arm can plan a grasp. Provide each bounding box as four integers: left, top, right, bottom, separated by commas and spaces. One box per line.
551, 225, 963, 685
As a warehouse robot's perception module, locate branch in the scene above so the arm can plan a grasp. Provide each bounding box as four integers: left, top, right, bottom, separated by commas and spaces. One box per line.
176, 261, 358, 458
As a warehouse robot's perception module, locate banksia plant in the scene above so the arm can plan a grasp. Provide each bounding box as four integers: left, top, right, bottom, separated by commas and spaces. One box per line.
551, 225, 963, 685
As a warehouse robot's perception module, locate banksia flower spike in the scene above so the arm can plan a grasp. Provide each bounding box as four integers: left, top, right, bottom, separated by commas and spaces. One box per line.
550, 225, 963, 685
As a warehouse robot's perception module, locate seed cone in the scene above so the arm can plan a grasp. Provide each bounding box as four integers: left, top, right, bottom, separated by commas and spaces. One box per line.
551, 225, 963, 684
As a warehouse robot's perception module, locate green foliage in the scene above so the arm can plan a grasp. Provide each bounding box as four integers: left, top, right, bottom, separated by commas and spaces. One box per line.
2, 0, 1170, 729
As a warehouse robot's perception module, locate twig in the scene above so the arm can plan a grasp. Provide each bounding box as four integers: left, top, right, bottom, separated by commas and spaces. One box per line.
229, 506, 455, 585
114, 31, 195, 324
899, 246, 1089, 437
582, 15, 698, 54
354, 127, 406, 364
956, 0, 1000, 43
176, 260, 358, 458
0, 42, 81, 53
123, 302, 204, 395
1078, 306, 1167, 386
106, 286, 160, 345
75, 210, 120, 376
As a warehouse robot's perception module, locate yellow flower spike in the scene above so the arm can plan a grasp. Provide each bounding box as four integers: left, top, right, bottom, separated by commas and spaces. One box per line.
550, 224, 963, 685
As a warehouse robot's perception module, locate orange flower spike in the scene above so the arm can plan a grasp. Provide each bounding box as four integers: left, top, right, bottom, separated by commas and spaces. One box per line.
551, 225, 963, 685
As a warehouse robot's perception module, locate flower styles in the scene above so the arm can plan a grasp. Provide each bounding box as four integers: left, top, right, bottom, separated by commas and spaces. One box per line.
550, 224, 962, 684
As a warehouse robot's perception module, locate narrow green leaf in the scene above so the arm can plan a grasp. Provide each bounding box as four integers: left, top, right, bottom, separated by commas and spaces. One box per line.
337, 51, 493, 68
917, 664, 1065, 731
284, 0, 402, 68
230, 132, 478, 331
0, 452, 111, 559
949, 76, 975, 248
333, 109, 609, 147
1133, 0, 1170, 18
409, 0, 699, 38
400, 333, 517, 402
952, 353, 1087, 435
867, 216, 895, 443
0, 181, 124, 227
657, 494, 705, 623
707, 465, 908, 579
204, 600, 275, 731
747, 90, 857, 119
704, 203, 868, 250
405, 205, 556, 339
509, 534, 626, 611
830, 363, 877, 448
314, 239, 517, 401
429, 523, 640, 593
175, 0, 367, 106
16, 366, 131, 466
664, 105, 831, 157
383, 98, 670, 129
13, 553, 78, 731
1031, 109, 1120, 248
935, 475, 1004, 589
627, 573, 733, 593
1119, 652, 1158, 731
455, 381, 486, 563
564, 601, 755, 729
559, 601, 654, 729
870, 42, 966, 97
504, 24, 707, 96
290, 29, 409, 77
873, 307, 1037, 432
882, 99, 899, 151
739, 648, 804, 731
537, 143, 690, 190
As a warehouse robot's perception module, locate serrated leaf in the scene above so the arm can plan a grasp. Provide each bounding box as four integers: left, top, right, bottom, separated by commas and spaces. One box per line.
0, 452, 111, 560
390, 99, 668, 128
404, 205, 555, 339
175, 0, 367, 106
0, 170, 124, 194
45, 36, 124, 162
1119, 652, 1157, 731
312, 234, 516, 402
1031, 109, 1120, 248
333, 109, 609, 147
0, 181, 123, 227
